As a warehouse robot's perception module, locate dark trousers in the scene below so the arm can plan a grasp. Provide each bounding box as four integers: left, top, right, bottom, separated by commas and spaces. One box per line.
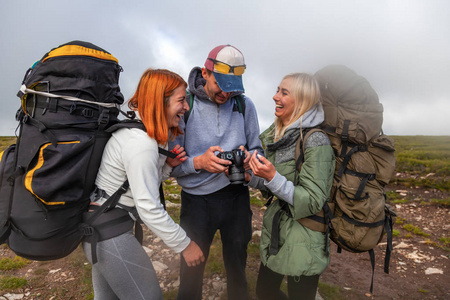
256, 263, 320, 300
176, 184, 252, 300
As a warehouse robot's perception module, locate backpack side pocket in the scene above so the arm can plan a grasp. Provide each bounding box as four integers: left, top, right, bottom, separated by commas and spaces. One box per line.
0, 145, 16, 243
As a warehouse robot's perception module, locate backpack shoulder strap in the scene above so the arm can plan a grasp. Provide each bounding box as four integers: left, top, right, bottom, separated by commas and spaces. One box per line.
106, 119, 146, 133
294, 127, 324, 174
235, 94, 246, 117
183, 91, 195, 124
293, 127, 332, 252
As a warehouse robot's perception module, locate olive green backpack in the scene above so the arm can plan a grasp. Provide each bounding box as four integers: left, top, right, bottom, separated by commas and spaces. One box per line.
296, 65, 397, 294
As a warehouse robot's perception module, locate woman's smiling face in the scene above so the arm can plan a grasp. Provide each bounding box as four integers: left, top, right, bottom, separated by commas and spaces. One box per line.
166, 85, 189, 128
273, 77, 296, 126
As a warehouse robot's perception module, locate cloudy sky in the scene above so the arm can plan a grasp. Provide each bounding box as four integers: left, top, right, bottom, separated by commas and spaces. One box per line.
1, 0, 449, 136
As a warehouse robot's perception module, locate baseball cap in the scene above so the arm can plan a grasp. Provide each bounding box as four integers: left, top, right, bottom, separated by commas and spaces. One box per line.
204, 45, 246, 93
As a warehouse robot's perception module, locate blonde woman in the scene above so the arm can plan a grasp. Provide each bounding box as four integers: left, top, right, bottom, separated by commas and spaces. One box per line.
246, 73, 335, 299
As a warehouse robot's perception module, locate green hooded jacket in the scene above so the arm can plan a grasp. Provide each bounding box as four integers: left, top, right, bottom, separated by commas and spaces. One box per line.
258, 123, 335, 276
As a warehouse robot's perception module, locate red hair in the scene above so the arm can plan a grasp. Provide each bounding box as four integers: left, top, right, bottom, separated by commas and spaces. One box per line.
128, 69, 187, 145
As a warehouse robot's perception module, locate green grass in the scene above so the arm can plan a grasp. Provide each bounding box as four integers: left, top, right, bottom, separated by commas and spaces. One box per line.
393, 199, 408, 204
391, 136, 450, 176
439, 237, 450, 245
166, 206, 181, 224
204, 233, 226, 276
0, 275, 28, 290
402, 224, 430, 237
162, 288, 178, 300
430, 197, 450, 206
390, 136, 450, 191
0, 136, 16, 152
318, 281, 346, 300
0, 256, 30, 270
395, 217, 405, 225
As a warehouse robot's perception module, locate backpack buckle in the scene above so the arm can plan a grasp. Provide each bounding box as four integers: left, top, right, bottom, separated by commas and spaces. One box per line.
80, 224, 94, 236
82, 109, 94, 118
97, 111, 110, 126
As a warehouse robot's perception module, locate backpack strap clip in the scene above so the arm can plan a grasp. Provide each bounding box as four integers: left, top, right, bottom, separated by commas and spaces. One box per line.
97, 110, 110, 128
80, 224, 94, 236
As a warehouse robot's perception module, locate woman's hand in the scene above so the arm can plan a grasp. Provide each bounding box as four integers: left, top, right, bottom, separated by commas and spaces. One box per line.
166, 145, 187, 168
249, 150, 276, 182
182, 241, 205, 267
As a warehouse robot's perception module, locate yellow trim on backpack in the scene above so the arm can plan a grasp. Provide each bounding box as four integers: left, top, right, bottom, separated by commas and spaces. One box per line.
42, 45, 119, 63
0, 150, 4, 162
25, 141, 80, 205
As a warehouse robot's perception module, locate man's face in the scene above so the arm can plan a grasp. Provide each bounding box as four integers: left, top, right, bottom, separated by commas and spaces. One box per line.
202, 68, 232, 105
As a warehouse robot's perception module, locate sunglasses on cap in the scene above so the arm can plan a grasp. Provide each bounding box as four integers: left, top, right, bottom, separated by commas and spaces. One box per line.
208, 58, 246, 76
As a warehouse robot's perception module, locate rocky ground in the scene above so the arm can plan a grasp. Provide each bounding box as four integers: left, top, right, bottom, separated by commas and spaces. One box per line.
1, 175, 449, 299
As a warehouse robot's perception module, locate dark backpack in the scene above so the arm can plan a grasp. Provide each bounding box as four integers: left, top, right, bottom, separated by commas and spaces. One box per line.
0, 41, 175, 262
183, 91, 245, 123
296, 65, 397, 293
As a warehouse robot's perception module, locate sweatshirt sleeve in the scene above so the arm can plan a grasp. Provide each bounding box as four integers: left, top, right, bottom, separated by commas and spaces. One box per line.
123, 131, 190, 253
169, 117, 201, 178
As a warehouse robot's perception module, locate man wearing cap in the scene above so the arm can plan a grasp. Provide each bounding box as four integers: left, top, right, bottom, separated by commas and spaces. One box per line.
169, 45, 263, 300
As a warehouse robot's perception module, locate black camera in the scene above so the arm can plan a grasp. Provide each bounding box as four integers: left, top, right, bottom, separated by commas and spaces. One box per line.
217, 149, 246, 184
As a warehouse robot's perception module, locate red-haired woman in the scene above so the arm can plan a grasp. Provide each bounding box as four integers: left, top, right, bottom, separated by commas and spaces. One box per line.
83, 69, 204, 300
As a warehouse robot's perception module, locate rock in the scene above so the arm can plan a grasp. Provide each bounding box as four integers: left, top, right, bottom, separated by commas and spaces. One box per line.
212, 281, 225, 291
425, 268, 443, 275
172, 278, 180, 288
143, 246, 153, 256
166, 197, 181, 205
252, 230, 261, 237
152, 261, 168, 272
49, 268, 61, 274
394, 242, 413, 249
1, 294, 24, 300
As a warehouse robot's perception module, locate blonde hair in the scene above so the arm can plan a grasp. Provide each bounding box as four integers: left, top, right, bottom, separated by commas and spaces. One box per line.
128, 69, 187, 145
273, 73, 321, 140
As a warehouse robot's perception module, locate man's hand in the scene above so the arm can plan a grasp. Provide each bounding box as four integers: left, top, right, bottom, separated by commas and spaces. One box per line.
182, 241, 205, 267
193, 146, 231, 173
166, 145, 187, 168
249, 150, 276, 181
238, 145, 251, 171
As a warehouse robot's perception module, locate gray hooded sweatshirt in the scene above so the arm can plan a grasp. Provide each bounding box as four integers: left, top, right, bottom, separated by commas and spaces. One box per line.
169, 67, 263, 195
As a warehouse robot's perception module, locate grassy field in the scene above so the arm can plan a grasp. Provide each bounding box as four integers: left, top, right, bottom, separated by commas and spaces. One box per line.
0, 136, 16, 153
390, 135, 450, 191
2, 135, 449, 188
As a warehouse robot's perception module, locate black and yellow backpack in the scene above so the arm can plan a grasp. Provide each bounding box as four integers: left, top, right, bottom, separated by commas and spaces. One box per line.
0, 41, 143, 261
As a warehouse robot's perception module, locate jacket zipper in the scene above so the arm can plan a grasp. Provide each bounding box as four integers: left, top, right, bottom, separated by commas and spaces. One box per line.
217, 105, 220, 134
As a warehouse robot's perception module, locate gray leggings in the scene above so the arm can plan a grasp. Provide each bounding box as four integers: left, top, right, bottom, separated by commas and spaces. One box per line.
82, 231, 163, 300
